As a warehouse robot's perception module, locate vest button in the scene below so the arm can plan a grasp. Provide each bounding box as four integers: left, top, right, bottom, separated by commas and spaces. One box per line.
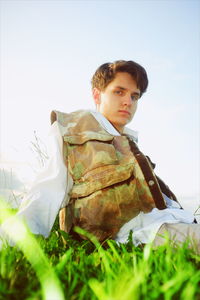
148, 180, 154, 186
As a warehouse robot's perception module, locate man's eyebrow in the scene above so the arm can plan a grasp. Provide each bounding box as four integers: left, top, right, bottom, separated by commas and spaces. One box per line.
115, 86, 127, 91
115, 86, 140, 96
115, 85, 127, 91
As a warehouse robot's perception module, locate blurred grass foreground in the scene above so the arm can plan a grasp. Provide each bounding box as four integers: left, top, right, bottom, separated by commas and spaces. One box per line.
0, 197, 200, 300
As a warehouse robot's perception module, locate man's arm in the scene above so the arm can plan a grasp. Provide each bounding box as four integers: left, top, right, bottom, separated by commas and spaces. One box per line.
0, 122, 73, 241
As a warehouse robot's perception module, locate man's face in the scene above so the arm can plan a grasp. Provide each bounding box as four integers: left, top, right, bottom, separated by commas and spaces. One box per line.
93, 72, 141, 133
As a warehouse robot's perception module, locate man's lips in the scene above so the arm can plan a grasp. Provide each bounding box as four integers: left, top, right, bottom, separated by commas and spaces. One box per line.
118, 110, 131, 116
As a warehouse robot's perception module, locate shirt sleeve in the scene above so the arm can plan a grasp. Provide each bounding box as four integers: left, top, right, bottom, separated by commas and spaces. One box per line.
1, 121, 73, 239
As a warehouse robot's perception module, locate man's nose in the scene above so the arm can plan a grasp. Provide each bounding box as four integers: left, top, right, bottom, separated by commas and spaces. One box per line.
123, 95, 132, 106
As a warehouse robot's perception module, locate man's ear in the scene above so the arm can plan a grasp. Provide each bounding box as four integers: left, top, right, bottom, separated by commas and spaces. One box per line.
92, 88, 101, 105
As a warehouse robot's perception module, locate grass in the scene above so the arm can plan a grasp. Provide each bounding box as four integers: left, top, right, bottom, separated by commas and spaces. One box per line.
0, 212, 200, 300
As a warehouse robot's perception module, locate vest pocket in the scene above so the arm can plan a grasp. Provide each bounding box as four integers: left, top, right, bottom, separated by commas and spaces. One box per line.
64, 133, 118, 180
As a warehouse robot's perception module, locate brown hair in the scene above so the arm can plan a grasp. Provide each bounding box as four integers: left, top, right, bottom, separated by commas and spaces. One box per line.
91, 60, 148, 97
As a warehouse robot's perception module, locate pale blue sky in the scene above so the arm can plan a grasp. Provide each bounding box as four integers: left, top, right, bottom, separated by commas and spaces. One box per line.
0, 0, 199, 202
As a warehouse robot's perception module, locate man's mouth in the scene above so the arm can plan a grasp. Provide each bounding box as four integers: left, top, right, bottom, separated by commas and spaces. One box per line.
118, 110, 131, 116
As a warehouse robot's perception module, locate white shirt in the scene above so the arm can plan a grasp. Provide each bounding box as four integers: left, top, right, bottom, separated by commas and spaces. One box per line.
0, 111, 195, 246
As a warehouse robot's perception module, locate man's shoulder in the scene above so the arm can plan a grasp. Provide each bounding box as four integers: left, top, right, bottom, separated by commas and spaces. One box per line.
50, 109, 105, 136
50, 109, 92, 125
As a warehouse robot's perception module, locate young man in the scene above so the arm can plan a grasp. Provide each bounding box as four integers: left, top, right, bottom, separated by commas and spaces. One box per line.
1, 60, 199, 251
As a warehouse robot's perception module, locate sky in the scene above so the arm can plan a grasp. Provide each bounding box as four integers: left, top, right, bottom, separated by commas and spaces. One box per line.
0, 0, 199, 207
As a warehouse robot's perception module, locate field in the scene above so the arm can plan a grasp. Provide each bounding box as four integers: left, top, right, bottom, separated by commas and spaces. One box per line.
0, 213, 200, 300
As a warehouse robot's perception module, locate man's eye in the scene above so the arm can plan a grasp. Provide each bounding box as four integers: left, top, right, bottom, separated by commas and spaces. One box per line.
114, 90, 123, 95
131, 94, 140, 101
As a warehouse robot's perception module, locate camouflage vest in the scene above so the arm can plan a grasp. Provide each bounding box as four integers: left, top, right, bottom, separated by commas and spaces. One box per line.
51, 110, 167, 242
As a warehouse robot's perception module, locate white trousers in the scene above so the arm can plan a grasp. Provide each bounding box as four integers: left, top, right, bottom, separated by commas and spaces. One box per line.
153, 223, 200, 254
